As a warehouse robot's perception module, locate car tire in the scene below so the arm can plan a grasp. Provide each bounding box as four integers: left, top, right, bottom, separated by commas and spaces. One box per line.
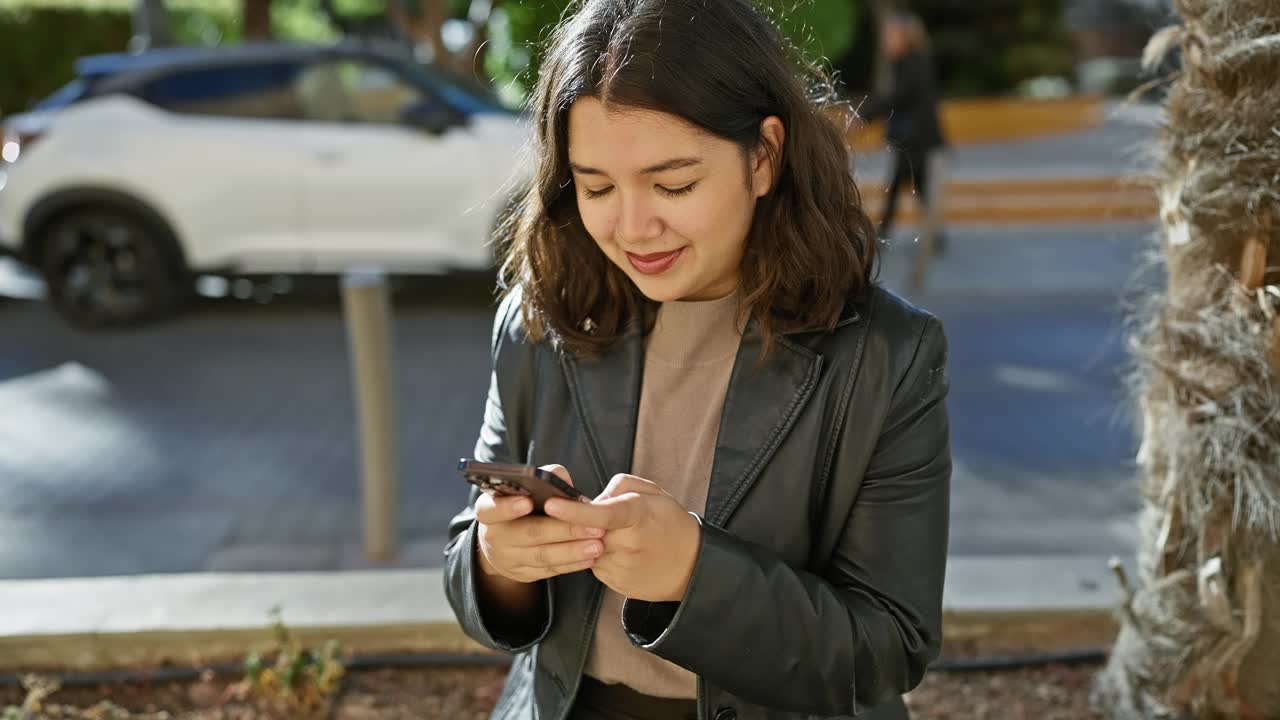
37, 205, 188, 328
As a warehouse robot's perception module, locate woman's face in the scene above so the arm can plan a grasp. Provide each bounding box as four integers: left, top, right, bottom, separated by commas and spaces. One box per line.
567, 97, 780, 302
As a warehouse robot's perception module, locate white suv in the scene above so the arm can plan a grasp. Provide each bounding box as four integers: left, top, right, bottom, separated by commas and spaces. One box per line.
0, 41, 528, 327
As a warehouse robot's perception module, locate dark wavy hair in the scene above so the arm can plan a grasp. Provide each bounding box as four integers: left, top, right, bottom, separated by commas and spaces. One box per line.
498, 0, 878, 357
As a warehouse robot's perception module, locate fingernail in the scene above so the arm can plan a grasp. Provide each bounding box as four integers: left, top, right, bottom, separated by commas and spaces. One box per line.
585, 543, 601, 559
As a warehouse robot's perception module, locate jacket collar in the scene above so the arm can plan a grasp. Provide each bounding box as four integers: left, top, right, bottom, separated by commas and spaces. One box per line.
560, 306, 841, 524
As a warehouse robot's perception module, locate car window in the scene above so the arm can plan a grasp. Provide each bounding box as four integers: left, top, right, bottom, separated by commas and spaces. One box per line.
142, 62, 304, 120
294, 60, 427, 124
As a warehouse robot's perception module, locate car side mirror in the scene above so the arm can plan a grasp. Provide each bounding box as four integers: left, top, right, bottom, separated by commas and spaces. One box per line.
400, 100, 462, 135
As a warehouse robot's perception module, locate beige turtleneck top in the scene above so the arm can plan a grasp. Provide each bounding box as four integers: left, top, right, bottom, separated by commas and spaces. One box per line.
584, 288, 745, 698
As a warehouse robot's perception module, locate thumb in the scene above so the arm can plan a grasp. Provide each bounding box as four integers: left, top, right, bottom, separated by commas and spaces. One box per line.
540, 464, 575, 487
597, 473, 662, 501
474, 490, 533, 525
542, 463, 595, 504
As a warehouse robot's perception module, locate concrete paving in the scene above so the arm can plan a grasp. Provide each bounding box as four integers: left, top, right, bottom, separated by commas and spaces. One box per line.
854, 100, 1162, 183
0, 221, 1156, 580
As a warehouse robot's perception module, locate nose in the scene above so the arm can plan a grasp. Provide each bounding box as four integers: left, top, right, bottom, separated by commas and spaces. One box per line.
615, 191, 663, 246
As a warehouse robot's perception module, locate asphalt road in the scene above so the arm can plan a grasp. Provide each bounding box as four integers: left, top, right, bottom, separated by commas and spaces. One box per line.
0, 222, 1156, 578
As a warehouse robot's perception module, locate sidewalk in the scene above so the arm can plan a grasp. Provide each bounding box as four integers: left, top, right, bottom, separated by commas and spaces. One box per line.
854, 100, 1162, 224
0, 557, 1129, 672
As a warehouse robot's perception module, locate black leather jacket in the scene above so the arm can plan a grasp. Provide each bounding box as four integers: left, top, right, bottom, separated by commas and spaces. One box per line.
444, 284, 951, 720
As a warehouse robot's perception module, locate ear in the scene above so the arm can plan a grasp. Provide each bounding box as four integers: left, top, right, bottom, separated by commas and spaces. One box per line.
751, 116, 785, 199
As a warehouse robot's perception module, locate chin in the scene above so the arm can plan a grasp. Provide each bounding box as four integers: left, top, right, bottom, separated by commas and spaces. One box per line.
628, 276, 691, 303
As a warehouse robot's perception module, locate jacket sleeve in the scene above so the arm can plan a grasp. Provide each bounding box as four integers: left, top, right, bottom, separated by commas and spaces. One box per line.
441, 290, 554, 653
622, 317, 951, 716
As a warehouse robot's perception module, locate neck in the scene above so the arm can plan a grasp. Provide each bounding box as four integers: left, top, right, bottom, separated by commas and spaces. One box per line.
646, 288, 744, 367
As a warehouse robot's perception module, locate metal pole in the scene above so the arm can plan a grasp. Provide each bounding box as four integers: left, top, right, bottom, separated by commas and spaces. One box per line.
342, 267, 399, 563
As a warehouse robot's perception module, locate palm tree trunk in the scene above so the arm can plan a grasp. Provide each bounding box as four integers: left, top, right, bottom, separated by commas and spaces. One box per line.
130, 0, 173, 50
242, 0, 272, 40
1093, 1, 1280, 718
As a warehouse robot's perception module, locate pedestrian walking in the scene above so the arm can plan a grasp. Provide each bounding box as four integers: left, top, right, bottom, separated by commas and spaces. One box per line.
860, 11, 949, 269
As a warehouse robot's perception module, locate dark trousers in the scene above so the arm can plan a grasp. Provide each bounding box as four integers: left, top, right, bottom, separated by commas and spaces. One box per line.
879, 146, 931, 240
567, 675, 699, 720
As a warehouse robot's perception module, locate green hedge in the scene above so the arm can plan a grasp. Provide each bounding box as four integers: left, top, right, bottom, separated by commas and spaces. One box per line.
0, 6, 132, 115
486, 0, 862, 105
906, 0, 1076, 97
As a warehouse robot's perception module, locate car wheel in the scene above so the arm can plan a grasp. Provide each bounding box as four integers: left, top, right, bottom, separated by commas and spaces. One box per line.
38, 206, 186, 328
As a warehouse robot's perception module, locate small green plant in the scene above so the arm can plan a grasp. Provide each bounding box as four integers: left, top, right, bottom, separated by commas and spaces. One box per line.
239, 607, 345, 711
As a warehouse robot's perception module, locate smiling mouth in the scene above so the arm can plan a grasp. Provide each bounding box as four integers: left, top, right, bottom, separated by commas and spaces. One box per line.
625, 248, 685, 275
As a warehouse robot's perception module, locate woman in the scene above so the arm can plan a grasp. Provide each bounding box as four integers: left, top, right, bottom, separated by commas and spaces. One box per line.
443, 1, 951, 718
859, 12, 948, 255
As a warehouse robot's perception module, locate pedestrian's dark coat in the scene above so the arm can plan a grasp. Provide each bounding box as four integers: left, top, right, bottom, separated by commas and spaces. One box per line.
861, 51, 947, 153
444, 284, 951, 720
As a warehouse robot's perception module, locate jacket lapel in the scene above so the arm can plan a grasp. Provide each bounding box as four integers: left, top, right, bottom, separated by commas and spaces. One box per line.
561, 328, 644, 498
705, 326, 824, 527
560, 301, 844, 515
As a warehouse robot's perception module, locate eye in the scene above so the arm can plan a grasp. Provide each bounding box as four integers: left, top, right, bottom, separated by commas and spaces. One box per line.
659, 182, 698, 198
582, 185, 614, 200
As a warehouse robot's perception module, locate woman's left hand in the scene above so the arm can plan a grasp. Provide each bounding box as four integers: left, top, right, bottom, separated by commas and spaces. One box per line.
544, 474, 701, 603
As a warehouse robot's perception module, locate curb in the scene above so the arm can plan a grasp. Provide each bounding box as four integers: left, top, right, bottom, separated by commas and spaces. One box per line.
0, 555, 1127, 673
941, 609, 1116, 659
858, 176, 1158, 225
849, 96, 1107, 150
0, 624, 490, 675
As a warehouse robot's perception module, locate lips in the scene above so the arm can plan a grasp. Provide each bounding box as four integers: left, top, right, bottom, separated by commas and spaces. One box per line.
626, 248, 685, 275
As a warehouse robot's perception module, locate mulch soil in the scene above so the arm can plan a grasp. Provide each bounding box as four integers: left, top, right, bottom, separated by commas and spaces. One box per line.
1, 659, 1106, 719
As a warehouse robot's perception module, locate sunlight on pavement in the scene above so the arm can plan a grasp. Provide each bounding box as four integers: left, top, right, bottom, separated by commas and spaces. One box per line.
0, 258, 44, 300
992, 364, 1077, 393
0, 362, 163, 494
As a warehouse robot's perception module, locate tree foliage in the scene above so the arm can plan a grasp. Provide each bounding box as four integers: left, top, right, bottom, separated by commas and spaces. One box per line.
484, 0, 861, 102
904, 0, 1076, 96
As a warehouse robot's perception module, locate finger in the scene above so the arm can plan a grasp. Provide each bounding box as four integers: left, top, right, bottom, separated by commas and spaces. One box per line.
474, 492, 534, 525
519, 539, 603, 569
596, 473, 662, 501
511, 515, 604, 547
519, 558, 597, 582
544, 493, 641, 530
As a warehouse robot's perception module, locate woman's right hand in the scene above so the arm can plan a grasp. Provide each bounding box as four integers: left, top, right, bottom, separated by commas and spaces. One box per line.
475, 464, 605, 584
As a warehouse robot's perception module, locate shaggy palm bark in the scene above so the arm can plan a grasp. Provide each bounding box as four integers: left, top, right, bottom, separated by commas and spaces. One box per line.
1093, 1, 1280, 719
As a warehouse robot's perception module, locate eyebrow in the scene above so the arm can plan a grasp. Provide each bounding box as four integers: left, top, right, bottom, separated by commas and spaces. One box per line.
569, 157, 703, 176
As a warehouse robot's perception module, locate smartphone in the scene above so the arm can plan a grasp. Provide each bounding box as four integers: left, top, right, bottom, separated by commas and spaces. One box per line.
458, 459, 584, 513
